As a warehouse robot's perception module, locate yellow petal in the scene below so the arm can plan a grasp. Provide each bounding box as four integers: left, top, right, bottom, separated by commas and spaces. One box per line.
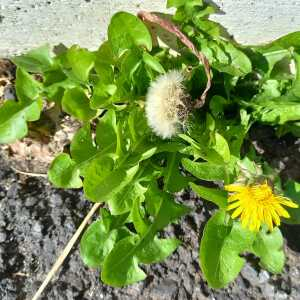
274, 204, 290, 218
255, 220, 261, 231
228, 194, 242, 202
241, 210, 250, 227
225, 184, 245, 192
249, 218, 257, 231
277, 197, 299, 208
270, 209, 280, 226
257, 206, 264, 221
264, 211, 273, 231
231, 206, 244, 219
227, 201, 242, 211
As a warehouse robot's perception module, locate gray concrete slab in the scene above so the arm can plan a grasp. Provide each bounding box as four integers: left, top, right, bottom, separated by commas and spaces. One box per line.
0, 0, 299, 57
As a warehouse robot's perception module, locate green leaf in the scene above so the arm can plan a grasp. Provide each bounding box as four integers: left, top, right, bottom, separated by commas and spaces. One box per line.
12, 45, 54, 73
252, 228, 285, 274
96, 109, 117, 149
142, 52, 165, 74
70, 124, 97, 163
43, 72, 76, 102
61, 87, 97, 121
90, 83, 117, 109
145, 183, 164, 217
184, 0, 204, 14
252, 96, 300, 125
83, 159, 139, 203
212, 132, 231, 163
108, 12, 152, 57
194, 5, 215, 19
0, 99, 42, 144
126, 145, 157, 166
48, 153, 82, 188
109, 181, 146, 215
200, 211, 255, 288
224, 42, 252, 75
283, 180, 300, 224
255, 31, 300, 52
96, 41, 115, 66
260, 49, 290, 77
194, 19, 220, 37
15, 68, 41, 102
121, 48, 142, 75
132, 194, 149, 235
70, 124, 97, 175
292, 52, 300, 97
66, 45, 95, 82
80, 219, 119, 268
136, 237, 180, 264
190, 182, 227, 208
182, 158, 226, 181
217, 42, 252, 76
0, 67, 42, 144
101, 192, 190, 287
167, 0, 187, 8
94, 41, 115, 84
49, 121, 117, 190
101, 236, 147, 287
164, 153, 190, 193
209, 95, 230, 117
101, 209, 130, 232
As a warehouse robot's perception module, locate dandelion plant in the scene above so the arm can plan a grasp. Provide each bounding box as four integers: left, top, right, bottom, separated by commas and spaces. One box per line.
0, 0, 300, 294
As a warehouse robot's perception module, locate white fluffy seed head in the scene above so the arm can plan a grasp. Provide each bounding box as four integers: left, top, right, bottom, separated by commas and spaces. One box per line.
145, 70, 190, 139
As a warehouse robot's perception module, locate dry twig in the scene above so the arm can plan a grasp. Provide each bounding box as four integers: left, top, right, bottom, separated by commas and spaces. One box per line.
32, 202, 103, 300
10, 166, 47, 178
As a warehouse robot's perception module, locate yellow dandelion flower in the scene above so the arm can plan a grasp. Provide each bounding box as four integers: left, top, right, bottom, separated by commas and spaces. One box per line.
225, 181, 298, 232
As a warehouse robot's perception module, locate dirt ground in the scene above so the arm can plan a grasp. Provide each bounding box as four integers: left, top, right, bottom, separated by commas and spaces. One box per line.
0, 126, 300, 300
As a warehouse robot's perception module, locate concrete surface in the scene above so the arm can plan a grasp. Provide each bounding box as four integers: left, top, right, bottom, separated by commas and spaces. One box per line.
0, 0, 299, 57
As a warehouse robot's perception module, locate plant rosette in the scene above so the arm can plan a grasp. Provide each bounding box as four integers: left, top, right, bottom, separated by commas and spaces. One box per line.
1, 0, 300, 291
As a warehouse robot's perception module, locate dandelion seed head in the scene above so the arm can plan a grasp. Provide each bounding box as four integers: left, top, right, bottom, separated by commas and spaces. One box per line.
225, 181, 298, 232
145, 70, 190, 139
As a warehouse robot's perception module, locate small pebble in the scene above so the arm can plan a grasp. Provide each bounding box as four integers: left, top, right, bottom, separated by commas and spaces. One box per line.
32, 222, 43, 236
0, 231, 7, 243
258, 270, 270, 284
241, 264, 260, 285
24, 196, 38, 207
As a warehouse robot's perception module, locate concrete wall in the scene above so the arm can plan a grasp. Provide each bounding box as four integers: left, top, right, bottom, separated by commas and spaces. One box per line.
0, 0, 300, 57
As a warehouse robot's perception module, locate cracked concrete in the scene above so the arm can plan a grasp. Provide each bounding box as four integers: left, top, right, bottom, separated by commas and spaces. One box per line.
0, 0, 299, 57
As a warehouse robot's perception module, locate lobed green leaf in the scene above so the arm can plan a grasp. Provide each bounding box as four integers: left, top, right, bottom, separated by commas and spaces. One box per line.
108, 12, 152, 57
190, 182, 227, 208
200, 211, 255, 288
252, 228, 285, 274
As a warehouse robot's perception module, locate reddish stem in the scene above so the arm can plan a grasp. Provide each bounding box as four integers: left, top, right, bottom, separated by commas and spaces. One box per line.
138, 11, 212, 108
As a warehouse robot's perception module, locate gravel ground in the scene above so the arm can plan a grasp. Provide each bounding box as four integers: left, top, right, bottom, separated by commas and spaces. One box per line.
0, 126, 300, 300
